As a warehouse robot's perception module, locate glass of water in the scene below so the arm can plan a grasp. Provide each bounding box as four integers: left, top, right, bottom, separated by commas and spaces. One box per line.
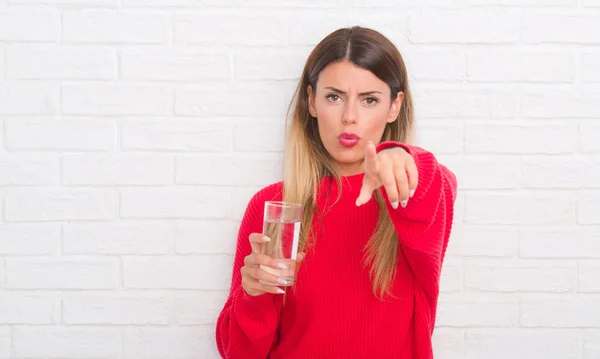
260, 201, 302, 286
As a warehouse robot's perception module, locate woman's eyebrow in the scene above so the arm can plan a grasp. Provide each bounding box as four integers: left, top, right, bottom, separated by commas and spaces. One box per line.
324, 87, 383, 96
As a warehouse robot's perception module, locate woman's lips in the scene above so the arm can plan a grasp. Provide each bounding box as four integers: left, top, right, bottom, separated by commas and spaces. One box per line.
338, 133, 360, 148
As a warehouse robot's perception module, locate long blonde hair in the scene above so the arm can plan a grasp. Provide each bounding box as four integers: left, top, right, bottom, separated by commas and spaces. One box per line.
283, 26, 414, 299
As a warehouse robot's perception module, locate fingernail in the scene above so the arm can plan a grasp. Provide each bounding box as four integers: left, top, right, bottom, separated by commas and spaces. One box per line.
355, 199, 361, 207
277, 278, 287, 285
276, 288, 286, 294
277, 262, 288, 269
262, 236, 271, 242
391, 201, 398, 209
409, 189, 415, 198
401, 200, 408, 208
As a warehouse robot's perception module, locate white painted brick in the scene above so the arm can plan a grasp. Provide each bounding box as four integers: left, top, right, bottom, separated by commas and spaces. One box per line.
11, 0, 115, 4
174, 14, 287, 45
579, 195, 600, 224
432, 329, 463, 359
407, 10, 520, 44
351, 0, 400, 5
0, 224, 57, 255
404, 48, 466, 82
414, 86, 518, 119
0, 47, 5, 76
123, 255, 232, 290
465, 260, 577, 293
121, 46, 230, 81
522, 296, 600, 327
465, 193, 574, 225
438, 155, 518, 189
233, 119, 285, 153
125, 0, 233, 5
522, 87, 600, 118
447, 226, 518, 257
5, 188, 117, 222
0, 260, 4, 288
63, 221, 174, 255
235, 48, 309, 80
63, 10, 168, 44
122, 327, 212, 359
520, 227, 600, 258
415, 124, 463, 154
464, 329, 581, 359
583, 0, 600, 5
584, 331, 600, 359
241, 0, 343, 6
471, 0, 578, 5
520, 157, 600, 188
0, 294, 59, 324
437, 294, 519, 327
231, 186, 262, 220
62, 84, 169, 116
62, 154, 174, 186
13, 326, 120, 358
582, 53, 600, 83
467, 50, 574, 83
580, 123, 600, 153
523, 14, 600, 44
0, 81, 58, 115
289, 13, 350, 45
440, 259, 463, 293
0, 154, 58, 185
0, 327, 8, 359
120, 187, 230, 219
122, 118, 233, 153
175, 220, 237, 254
419, 0, 468, 7
0, 10, 60, 42
6, 258, 118, 289
176, 154, 282, 186
7, 45, 116, 80
174, 291, 228, 325
5, 118, 117, 151
174, 83, 294, 117
580, 263, 600, 292
465, 124, 576, 154
63, 294, 170, 325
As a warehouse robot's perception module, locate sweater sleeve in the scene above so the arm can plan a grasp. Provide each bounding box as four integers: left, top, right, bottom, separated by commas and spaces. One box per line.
215, 185, 284, 359
376, 142, 458, 325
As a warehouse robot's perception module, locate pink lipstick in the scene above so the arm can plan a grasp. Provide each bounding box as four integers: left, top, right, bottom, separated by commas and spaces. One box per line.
338, 132, 360, 148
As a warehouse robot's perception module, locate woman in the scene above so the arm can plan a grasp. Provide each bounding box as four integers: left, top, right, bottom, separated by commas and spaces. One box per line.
216, 26, 457, 359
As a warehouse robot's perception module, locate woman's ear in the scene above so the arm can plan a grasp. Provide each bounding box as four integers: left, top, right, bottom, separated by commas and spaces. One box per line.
307, 85, 317, 118
387, 91, 404, 123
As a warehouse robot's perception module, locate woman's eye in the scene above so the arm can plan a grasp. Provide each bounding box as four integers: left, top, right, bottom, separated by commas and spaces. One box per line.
365, 97, 379, 105
326, 94, 340, 102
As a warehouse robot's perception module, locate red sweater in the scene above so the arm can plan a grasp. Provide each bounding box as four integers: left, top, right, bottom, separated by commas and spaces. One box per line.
216, 143, 457, 359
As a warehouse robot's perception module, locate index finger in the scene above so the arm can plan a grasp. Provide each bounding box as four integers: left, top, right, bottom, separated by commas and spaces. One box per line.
363, 141, 379, 175
249, 233, 270, 254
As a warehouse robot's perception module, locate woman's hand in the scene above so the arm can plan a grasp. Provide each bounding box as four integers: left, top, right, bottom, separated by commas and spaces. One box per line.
356, 141, 419, 209
241, 233, 305, 296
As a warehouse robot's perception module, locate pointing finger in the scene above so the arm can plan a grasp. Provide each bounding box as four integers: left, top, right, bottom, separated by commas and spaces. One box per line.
363, 141, 379, 175
356, 177, 375, 207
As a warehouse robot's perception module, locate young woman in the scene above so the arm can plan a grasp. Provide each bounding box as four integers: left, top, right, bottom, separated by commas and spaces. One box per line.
216, 26, 457, 359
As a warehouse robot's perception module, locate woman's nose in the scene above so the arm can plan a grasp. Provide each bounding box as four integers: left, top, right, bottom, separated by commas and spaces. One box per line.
342, 102, 358, 125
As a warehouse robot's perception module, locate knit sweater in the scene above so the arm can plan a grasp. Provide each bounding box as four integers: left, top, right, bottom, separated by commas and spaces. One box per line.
216, 143, 457, 359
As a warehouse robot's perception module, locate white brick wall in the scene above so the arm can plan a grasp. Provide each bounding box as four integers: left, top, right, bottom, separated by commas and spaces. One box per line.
0, 1, 598, 358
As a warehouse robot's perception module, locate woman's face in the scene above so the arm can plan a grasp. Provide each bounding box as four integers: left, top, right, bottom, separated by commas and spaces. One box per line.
308, 60, 404, 177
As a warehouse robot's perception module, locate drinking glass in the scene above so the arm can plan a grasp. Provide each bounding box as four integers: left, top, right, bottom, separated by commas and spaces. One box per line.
259, 201, 302, 286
